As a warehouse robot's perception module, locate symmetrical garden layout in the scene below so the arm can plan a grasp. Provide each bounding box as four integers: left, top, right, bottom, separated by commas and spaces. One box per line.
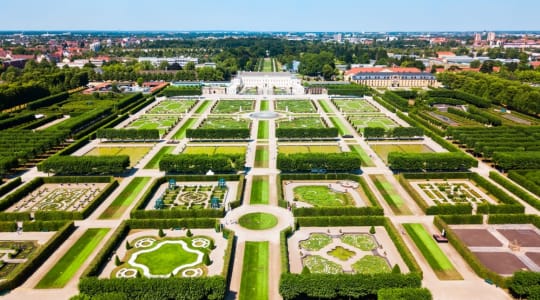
1, 86, 539, 300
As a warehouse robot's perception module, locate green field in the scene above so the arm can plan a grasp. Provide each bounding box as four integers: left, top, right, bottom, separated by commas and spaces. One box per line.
275, 100, 316, 113
327, 246, 355, 261
352, 255, 391, 274
85, 146, 151, 167
239, 241, 269, 300
341, 234, 377, 251
126, 115, 180, 136
370, 175, 412, 215
349, 144, 376, 167
260, 100, 269, 111
403, 223, 462, 280
147, 99, 196, 114
329, 117, 349, 136
35, 228, 109, 288
134, 242, 199, 276
258, 120, 269, 139
371, 144, 434, 164
303, 255, 342, 274
349, 115, 398, 132
183, 146, 246, 155
333, 99, 379, 113
255, 146, 269, 168
172, 118, 197, 139
318, 99, 333, 113
199, 118, 250, 129
299, 233, 333, 251
277, 117, 325, 129
279, 145, 341, 154
99, 177, 151, 219
212, 100, 254, 113
194, 100, 212, 114
250, 176, 269, 204
238, 213, 278, 230
144, 146, 175, 169
293, 185, 355, 207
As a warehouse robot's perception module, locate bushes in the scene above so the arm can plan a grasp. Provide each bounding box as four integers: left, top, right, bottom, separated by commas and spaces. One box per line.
96, 129, 160, 141
508, 170, 540, 197
276, 128, 338, 139
78, 277, 225, 300
378, 288, 432, 300
279, 273, 422, 300
27, 92, 69, 110
490, 171, 540, 210
0, 177, 22, 197
388, 152, 477, 172
293, 207, 384, 217
186, 128, 250, 140
382, 91, 411, 112
38, 155, 130, 175
161, 86, 202, 96
280, 227, 292, 274
425, 204, 473, 215
296, 216, 385, 227
159, 154, 244, 174
126, 218, 217, 229
426, 89, 490, 108
131, 209, 224, 219
0, 221, 75, 292
278, 153, 361, 173
364, 127, 386, 138
509, 271, 540, 299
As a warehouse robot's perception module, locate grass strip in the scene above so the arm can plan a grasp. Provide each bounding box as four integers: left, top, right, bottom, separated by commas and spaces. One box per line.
254, 146, 269, 168
318, 99, 333, 113
99, 177, 151, 219
194, 100, 212, 114
250, 176, 269, 204
370, 175, 411, 215
260, 100, 269, 111
239, 241, 269, 300
144, 146, 174, 169
349, 144, 375, 167
172, 118, 196, 139
35, 228, 109, 288
403, 223, 462, 280
257, 120, 269, 139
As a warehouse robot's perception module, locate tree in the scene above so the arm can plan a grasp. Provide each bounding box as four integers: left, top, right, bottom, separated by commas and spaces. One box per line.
322, 64, 335, 80
203, 252, 212, 266
480, 60, 495, 73
184, 61, 196, 71
392, 264, 401, 274
469, 60, 481, 68
301, 266, 311, 274
158, 61, 170, 70
136, 77, 144, 87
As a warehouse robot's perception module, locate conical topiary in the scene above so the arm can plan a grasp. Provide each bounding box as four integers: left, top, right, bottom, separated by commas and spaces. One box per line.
301, 266, 311, 274
114, 255, 121, 266
369, 226, 376, 234
126, 240, 132, 250
392, 264, 401, 274
158, 228, 166, 238
186, 228, 193, 237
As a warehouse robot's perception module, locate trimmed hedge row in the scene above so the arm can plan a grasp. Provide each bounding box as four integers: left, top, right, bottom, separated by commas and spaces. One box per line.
280, 227, 292, 274
278, 152, 361, 173
276, 128, 339, 139
433, 216, 508, 287
221, 231, 236, 284
382, 91, 410, 112
78, 277, 226, 300
388, 152, 477, 172
426, 89, 491, 108
159, 154, 244, 174
296, 216, 385, 227
0, 177, 22, 198
509, 271, 540, 299
490, 171, 540, 210
396, 111, 459, 152
383, 218, 422, 274
293, 206, 383, 217
38, 155, 130, 175
0, 177, 42, 212
279, 273, 422, 300
126, 218, 217, 229
492, 151, 540, 170
372, 95, 398, 113
0, 221, 75, 292
0, 113, 36, 130
27, 92, 69, 110
96, 128, 160, 141
472, 173, 524, 214
186, 128, 251, 140
378, 287, 432, 300
508, 170, 540, 197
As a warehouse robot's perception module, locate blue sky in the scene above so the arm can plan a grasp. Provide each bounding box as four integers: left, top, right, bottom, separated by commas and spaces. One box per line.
0, 0, 537, 32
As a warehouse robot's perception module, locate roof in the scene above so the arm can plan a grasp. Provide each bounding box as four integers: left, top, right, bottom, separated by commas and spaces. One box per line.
437, 51, 456, 57
530, 61, 540, 68
352, 72, 436, 80
345, 67, 421, 76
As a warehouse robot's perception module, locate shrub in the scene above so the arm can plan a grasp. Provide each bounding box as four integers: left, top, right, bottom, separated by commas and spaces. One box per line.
378, 287, 432, 300
38, 155, 129, 175
370, 225, 376, 234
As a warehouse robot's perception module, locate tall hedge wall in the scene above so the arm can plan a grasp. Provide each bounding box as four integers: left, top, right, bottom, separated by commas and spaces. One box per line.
388, 152, 477, 172
278, 153, 361, 173
38, 155, 129, 175
159, 154, 244, 174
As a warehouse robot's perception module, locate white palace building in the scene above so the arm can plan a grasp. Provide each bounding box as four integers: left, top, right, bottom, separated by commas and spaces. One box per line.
227, 71, 305, 95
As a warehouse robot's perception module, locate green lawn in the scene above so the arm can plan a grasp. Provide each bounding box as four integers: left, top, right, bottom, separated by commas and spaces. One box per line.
240, 241, 269, 300
212, 100, 254, 113
99, 177, 151, 219
403, 223, 462, 280
262, 58, 273, 72
318, 99, 333, 113
299, 233, 333, 251
199, 118, 250, 129
250, 176, 269, 204
257, 120, 269, 139
277, 117, 325, 129
172, 118, 196, 139
183, 146, 245, 155
352, 255, 391, 274
238, 213, 278, 230
147, 99, 196, 114
349, 144, 376, 167
254, 146, 269, 168
126, 115, 179, 137
371, 144, 434, 164
293, 185, 355, 207
275, 100, 316, 113
194, 100, 212, 114
327, 246, 355, 261
341, 234, 377, 251
329, 117, 349, 136
144, 146, 174, 169
303, 255, 343, 274
35, 228, 109, 288
333, 99, 379, 113
134, 242, 200, 276
370, 175, 412, 215
260, 100, 269, 111
85, 146, 151, 167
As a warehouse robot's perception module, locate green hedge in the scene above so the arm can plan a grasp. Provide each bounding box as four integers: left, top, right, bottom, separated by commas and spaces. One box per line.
78, 276, 226, 300
159, 154, 244, 174
426, 89, 490, 108
383, 218, 422, 274
487, 214, 538, 225
221, 230, 236, 284
0, 221, 75, 292
186, 128, 250, 140
433, 216, 508, 287
378, 287, 432, 300
279, 273, 421, 300
278, 152, 361, 173
0, 177, 43, 211
38, 155, 129, 175
280, 227, 292, 274
296, 216, 385, 227
27, 92, 69, 110
508, 170, 540, 198
96, 128, 160, 141
126, 218, 217, 229
276, 128, 338, 139
388, 152, 477, 172
509, 271, 540, 299
0, 177, 22, 197
293, 206, 384, 217
131, 209, 224, 219
492, 152, 540, 170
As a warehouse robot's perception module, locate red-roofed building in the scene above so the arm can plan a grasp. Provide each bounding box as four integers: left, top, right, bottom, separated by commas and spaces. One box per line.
530, 61, 540, 69
347, 66, 438, 88
344, 67, 422, 80
436, 51, 456, 58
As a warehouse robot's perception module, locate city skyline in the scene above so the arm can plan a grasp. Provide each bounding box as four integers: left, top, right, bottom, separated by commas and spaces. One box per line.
0, 0, 538, 32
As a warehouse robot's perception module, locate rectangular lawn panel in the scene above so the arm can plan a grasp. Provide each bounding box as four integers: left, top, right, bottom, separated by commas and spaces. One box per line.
349, 144, 375, 167
250, 176, 269, 204
172, 118, 196, 139
255, 146, 269, 168
199, 118, 250, 129
194, 100, 212, 114
147, 99, 196, 114
35, 228, 109, 288
370, 175, 411, 215
212, 100, 254, 113
239, 241, 269, 300
318, 99, 333, 113
260, 100, 269, 111
99, 177, 151, 219
144, 146, 175, 169
403, 223, 462, 280
333, 99, 379, 113
371, 144, 434, 164
183, 146, 245, 155
275, 100, 316, 113
84, 147, 151, 167
329, 117, 349, 136
125, 115, 180, 137
258, 120, 269, 139
277, 117, 326, 129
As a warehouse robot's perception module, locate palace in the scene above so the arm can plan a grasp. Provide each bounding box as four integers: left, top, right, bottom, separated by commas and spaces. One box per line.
345, 67, 439, 88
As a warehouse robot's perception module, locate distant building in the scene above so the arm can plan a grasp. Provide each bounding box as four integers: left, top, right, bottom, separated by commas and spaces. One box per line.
346, 67, 438, 88
138, 56, 198, 67
89, 42, 101, 52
